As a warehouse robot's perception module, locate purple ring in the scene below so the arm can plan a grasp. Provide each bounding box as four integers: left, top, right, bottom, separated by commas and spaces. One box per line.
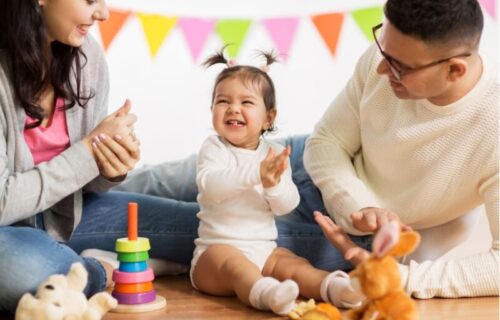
112, 267, 154, 284
112, 290, 157, 305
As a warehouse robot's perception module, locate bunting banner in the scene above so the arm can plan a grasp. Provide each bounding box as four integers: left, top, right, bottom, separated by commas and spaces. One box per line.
262, 18, 300, 62
215, 20, 253, 58
137, 13, 178, 58
311, 13, 345, 57
351, 7, 384, 41
178, 18, 217, 61
479, 0, 497, 18
98, 9, 131, 51
97, 2, 496, 61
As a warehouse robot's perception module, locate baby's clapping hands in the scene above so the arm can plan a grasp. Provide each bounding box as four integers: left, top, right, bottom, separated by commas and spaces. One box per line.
260, 145, 291, 188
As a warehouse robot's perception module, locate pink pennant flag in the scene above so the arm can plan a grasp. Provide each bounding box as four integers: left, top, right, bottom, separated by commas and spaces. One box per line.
478, 0, 496, 19
262, 18, 300, 62
178, 18, 217, 61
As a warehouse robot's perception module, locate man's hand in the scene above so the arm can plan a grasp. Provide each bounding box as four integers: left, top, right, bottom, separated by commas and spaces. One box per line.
350, 207, 411, 232
314, 211, 370, 266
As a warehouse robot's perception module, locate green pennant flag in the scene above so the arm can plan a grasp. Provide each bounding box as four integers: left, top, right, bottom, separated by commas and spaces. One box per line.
351, 6, 383, 42
215, 19, 252, 58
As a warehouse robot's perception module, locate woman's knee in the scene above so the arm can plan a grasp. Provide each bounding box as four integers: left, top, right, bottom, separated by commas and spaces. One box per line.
0, 227, 76, 311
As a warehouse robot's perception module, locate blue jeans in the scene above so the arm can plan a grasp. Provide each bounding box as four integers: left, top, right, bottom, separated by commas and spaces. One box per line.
0, 135, 371, 312
115, 134, 372, 269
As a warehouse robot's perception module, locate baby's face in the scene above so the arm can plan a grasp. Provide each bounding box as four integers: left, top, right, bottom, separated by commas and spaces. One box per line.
211, 77, 274, 150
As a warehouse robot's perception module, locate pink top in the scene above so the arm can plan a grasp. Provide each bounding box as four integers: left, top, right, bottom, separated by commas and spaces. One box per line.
24, 97, 70, 165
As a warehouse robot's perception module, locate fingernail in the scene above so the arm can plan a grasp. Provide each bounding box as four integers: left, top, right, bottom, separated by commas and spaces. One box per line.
115, 134, 122, 140
92, 142, 97, 148
99, 133, 107, 140
93, 136, 100, 143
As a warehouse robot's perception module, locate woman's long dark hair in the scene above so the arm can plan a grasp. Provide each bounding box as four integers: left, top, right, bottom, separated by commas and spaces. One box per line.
0, 0, 94, 128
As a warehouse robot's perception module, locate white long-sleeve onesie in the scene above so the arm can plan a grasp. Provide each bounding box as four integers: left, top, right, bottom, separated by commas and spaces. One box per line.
304, 44, 498, 298
192, 135, 300, 270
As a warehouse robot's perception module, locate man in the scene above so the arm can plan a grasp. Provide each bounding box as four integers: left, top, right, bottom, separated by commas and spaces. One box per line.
306, 0, 498, 298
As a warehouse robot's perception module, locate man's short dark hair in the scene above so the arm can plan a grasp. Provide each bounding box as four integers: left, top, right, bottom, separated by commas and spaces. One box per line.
384, 0, 483, 47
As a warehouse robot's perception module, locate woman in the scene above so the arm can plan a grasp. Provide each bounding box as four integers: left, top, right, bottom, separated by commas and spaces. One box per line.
0, 0, 198, 312
0, 0, 358, 312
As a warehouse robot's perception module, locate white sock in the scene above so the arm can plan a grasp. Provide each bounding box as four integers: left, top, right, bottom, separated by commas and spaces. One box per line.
249, 277, 299, 315
80, 249, 188, 276
320, 271, 365, 308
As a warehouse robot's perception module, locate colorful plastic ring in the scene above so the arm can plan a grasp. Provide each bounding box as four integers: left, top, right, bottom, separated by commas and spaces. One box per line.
115, 237, 150, 253
119, 261, 148, 272
112, 268, 154, 284
112, 290, 156, 305
118, 251, 149, 263
113, 281, 154, 294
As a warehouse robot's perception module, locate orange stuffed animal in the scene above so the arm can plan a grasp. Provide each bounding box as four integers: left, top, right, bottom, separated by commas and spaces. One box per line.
346, 221, 420, 320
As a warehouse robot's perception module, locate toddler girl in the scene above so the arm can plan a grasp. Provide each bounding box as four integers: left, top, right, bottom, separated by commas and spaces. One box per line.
190, 49, 365, 316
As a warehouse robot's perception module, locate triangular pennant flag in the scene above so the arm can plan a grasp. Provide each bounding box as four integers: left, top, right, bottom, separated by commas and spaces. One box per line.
262, 18, 300, 62
215, 20, 252, 58
351, 6, 383, 42
479, 0, 497, 19
311, 13, 345, 57
98, 9, 131, 51
178, 18, 217, 61
137, 13, 178, 58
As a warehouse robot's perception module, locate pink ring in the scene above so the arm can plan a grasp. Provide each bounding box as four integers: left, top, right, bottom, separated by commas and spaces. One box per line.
112, 267, 154, 284
112, 290, 156, 305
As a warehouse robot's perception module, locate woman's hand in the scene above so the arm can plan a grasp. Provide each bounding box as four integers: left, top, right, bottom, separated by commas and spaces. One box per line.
92, 132, 140, 179
260, 145, 291, 188
83, 99, 140, 179
83, 99, 137, 153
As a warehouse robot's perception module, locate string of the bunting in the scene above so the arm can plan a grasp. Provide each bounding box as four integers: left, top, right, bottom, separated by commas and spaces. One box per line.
98, 6, 383, 60
98, 1, 496, 61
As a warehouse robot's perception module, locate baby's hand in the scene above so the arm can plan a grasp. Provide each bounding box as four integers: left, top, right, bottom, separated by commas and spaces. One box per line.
260, 145, 291, 188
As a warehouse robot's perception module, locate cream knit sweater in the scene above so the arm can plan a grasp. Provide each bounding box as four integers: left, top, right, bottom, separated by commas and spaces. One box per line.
304, 45, 498, 298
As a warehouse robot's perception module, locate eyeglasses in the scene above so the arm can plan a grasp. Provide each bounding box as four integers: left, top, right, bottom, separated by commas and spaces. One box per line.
372, 23, 472, 81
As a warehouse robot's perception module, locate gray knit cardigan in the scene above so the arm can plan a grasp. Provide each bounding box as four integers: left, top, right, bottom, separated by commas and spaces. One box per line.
0, 36, 120, 241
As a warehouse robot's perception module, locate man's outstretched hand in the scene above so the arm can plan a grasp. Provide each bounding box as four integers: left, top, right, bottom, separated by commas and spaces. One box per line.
314, 211, 370, 266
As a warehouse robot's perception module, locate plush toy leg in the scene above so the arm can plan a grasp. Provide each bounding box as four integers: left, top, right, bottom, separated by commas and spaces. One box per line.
83, 292, 118, 320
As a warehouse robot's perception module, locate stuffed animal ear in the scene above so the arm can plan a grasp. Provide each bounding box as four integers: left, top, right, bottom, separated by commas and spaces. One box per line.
387, 230, 421, 257
372, 220, 400, 258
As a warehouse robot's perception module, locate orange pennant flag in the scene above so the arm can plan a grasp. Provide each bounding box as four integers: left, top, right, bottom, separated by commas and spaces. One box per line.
311, 13, 345, 57
98, 9, 131, 51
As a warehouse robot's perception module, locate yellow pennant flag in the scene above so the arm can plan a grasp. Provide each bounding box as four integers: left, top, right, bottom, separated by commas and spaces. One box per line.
137, 13, 178, 58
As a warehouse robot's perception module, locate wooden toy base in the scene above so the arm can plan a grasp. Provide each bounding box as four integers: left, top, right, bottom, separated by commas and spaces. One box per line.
110, 295, 166, 313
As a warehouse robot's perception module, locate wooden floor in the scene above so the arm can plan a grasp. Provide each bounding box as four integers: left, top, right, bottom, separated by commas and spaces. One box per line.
101, 275, 499, 320
2, 275, 498, 319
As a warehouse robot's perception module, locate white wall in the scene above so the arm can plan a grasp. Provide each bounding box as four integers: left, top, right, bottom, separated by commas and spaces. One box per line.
90, 0, 498, 165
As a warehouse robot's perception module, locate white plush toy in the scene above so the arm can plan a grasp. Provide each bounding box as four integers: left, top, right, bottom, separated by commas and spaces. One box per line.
15, 262, 117, 320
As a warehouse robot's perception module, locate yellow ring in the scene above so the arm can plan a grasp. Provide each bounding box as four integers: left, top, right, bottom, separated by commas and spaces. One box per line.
115, 237, 150, 253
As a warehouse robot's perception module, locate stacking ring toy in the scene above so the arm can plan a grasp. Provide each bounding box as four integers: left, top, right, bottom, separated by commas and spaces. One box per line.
119, 261, 148, 272
112, 268, 154, 284
112, 290, 157, 305
118, 251, 149, 263
114, 282, 154, 294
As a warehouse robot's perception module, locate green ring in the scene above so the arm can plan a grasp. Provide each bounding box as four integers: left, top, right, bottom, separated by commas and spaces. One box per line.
118, 251, 150, 263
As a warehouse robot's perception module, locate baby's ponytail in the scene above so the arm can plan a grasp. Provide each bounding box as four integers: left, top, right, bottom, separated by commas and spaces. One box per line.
202, 47, 230, 68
